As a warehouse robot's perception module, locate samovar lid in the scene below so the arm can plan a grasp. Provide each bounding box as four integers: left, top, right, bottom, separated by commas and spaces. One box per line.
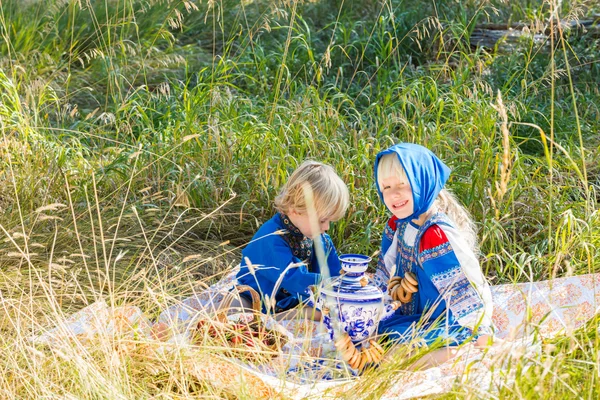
320, 275, 383, 301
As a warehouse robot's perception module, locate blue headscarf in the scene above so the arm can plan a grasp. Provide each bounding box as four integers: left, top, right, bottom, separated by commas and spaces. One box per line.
374, 143, 451, 222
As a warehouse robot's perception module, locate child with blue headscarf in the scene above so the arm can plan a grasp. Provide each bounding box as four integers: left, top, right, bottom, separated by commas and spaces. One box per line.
373, 143, 494, 366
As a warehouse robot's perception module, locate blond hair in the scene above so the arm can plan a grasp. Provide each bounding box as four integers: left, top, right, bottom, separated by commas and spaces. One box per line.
376, 153, 409, 190
274, 161, 349, 221
433, 189, 479, 254
376, 153, 478, 253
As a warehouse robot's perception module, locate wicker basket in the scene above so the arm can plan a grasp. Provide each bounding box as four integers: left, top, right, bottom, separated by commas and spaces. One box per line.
214, 284, 262, 323
194, 285, 286, 356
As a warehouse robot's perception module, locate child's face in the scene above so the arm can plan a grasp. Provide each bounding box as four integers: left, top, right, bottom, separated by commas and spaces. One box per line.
288, 209, 333, 238
380, 173, 414, 220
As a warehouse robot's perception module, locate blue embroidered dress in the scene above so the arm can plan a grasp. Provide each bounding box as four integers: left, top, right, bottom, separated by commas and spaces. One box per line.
236, 213, 341, 313
374, 214, 494, 345
373, 144, 494, 346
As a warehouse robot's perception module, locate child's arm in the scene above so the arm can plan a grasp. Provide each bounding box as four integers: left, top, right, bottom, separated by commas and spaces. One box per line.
277, 234, 342, 301
239, 233, 323, 306
419, 224, 494, 336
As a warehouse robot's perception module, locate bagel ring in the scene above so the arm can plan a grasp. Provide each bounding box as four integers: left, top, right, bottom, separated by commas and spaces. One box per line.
401, 278, 418, 293
404, 271, 418, 286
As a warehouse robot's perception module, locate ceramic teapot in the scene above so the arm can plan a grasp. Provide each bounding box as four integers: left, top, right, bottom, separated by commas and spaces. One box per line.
319, 254, 397, 345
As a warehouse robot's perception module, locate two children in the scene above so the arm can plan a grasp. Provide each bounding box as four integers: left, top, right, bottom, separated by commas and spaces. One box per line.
239, 144, 494, 365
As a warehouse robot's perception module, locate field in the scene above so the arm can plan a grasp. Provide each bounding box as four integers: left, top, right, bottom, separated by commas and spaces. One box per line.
1, 0, 599, 398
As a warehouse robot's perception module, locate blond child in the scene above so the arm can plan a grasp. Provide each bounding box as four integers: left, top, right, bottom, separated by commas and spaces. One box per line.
373, 143, 494, 367
234, 160, 349, 320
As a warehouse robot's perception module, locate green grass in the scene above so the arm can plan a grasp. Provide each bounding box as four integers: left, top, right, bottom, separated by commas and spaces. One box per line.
1, 0, 599, 398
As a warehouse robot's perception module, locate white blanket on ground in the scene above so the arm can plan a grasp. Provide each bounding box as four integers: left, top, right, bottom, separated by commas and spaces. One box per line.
34, 270, 600, 399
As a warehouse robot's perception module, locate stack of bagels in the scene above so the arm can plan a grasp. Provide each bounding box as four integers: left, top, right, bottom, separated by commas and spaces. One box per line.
388, 272, 418, 303
334, 334, 386, 371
